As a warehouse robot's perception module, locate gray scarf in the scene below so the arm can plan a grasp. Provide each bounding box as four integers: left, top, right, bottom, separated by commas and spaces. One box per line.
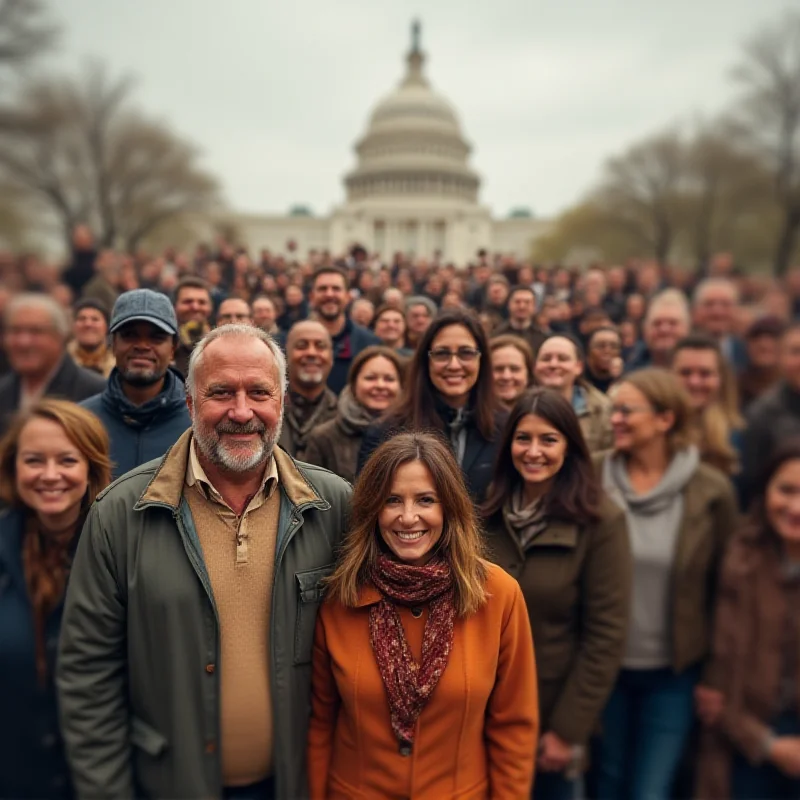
337, 386, 378, 435
503, 487, 548, 550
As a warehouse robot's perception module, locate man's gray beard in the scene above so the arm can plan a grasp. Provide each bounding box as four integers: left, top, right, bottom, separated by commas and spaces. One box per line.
193, 412, 284, 473
121, 366, 168, 387
295, 369, 325, 386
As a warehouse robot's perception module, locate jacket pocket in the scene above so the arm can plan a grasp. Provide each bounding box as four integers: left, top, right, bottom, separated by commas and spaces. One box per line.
130, 717, 168, 757
293, 564, 333, 666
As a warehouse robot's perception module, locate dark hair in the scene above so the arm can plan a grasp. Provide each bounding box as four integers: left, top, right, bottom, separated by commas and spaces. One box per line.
482, 388, 601, 523
507, 285, 537, 304
748, 439, 800, 534
745, 315, 788, 340
347, 345, 405, 391
581, 306, 611, 324
387, 308, 498, 440
175, 276, 212, 303
73, 297, 110, 324
537, 331, 586, 362
372, 303, 406, 327
587, 326, 621, 347
673, 333, 721, 356
311, 266, 349, 291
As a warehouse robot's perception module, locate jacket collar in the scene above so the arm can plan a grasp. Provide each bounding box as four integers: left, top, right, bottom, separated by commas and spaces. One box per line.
134, 428, 327, 512
354, 583, 382, 608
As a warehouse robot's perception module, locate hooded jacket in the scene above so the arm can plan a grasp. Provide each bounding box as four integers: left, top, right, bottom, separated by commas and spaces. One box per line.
82, 367, 191, 480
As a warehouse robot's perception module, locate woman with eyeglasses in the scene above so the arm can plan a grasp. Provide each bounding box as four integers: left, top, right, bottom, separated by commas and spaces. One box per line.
482, 388, 630, 800
358, 308, 504, 504
593, 368, 738, 800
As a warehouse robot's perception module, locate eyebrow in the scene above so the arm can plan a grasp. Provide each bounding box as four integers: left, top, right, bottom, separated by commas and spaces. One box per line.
19, 449, 80, 457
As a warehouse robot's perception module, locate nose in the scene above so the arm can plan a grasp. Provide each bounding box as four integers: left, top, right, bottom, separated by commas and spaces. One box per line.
398, 502, 419, 526
525, 441, 543, 459
228, 390, 254, 423
41, 459, 60, 482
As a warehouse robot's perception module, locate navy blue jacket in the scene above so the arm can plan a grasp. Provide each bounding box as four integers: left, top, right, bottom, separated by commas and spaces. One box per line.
0, 508, 73, 799
327, 319, 382, 395
82, 367, 191, 480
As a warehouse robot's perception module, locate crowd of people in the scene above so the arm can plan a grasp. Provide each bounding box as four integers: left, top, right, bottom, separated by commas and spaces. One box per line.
2, 225, 800, 799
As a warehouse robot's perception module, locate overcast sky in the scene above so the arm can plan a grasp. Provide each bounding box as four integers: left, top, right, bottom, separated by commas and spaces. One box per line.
50, 0, 789, 220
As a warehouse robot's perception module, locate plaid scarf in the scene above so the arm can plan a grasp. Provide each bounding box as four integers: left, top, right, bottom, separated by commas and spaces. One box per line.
368, 553, 456, 749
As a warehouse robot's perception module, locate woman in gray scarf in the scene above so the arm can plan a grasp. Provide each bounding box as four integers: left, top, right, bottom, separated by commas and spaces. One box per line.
482, 387, 631, 800
594, 368, 738, 800
303, 346, 404, 484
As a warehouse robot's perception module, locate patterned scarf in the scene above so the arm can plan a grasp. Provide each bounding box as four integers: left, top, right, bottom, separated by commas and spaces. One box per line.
503, 486, 549, 550
368, 553, 456, 749
285, 389, 333, 447
22, 514, 82, 685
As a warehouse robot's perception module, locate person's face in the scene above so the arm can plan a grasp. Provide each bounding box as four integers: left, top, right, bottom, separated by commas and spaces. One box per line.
354, 355, 401, 413
534, 337, 582, 393
780, 330, 800, 391
5, 306, 65, 377
187, 336, 283, 473
766, 459, 800, 547
695, 288, 736, 337
747, 334, 779, 370
608, 268, 626, 292
645, 305, 689, 355
492, 345, 529, 406
407, 304, 432, 334
112, 321, 176, 386
508, 291, 535, 323
378, 460, 443, 567
351, 301, 374, 328
311, 274, 347, 321
619, 321, 638, 348
672, 348, 722, 411
15, 416, 89, 527
73, 308, 108, 348
175, 287, 212, 325
588, 330, 622, 375
487, 282, 509, 306
428, 324, 481, 406
252, 299, 276, 330
217, 299, 252, 326
510, 413, 567, 492
374, 310, 406, 346
610, 382, 674, 454
287, 323, 333, 389
625, 295, 645, 320
285, 285, 304, 307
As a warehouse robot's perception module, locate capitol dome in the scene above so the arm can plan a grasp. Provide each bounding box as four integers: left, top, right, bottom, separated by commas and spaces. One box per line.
344, 22, 481, 204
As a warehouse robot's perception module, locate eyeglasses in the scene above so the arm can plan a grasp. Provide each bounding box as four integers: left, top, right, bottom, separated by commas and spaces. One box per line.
428, 347, 481, 365
610, 404, 652, 419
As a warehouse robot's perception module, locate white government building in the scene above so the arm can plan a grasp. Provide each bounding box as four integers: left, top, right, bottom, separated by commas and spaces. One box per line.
226, 23, 547, 263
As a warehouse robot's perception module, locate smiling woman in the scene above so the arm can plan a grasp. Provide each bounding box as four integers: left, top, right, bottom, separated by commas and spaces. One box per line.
0, 399, 111, 799
309, 432, 539, 799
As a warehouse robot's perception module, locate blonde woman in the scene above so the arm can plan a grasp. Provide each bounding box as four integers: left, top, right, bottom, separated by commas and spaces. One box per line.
308, 432, 539, 798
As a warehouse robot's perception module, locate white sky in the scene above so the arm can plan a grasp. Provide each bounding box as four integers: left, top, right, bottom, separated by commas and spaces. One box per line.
49, 0, 790, 220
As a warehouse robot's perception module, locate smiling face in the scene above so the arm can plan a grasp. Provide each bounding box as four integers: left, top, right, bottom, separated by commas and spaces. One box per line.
310, 272, 347, 322
16, 416, 90, 529
672, 347, 722, 411
353, 355, 400, 413
174, 286, 212, 325
113, 321, 176, 386
73, 308, 108, 349
610, 382, 674, 454
188, 336, 283, 473
378, 460, 443, 566
510, 413, 567, 494
428, 324, 481, 407
374, 309, 406, 347
645, 303, 689, 357
534, 337, 583, 394
766, 459, 800, 547
287, 321, 333, 391
588, 329, 622, 375
508, 290, 536, 324
492, 345, 529, 406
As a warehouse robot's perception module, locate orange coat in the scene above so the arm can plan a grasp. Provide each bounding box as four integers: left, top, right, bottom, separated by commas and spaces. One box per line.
308, 561, 539, 799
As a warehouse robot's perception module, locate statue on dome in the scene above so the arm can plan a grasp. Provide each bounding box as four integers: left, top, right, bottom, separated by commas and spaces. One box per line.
411, 19, 421, 53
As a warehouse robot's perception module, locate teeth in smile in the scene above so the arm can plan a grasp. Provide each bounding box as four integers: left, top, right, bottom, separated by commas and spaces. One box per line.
395, 531, 427, 541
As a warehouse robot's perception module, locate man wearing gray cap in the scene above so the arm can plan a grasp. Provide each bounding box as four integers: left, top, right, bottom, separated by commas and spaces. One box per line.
82, 289, 191, 479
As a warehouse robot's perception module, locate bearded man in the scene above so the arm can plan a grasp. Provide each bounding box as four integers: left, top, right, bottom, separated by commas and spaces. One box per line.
58, 324, 351, 800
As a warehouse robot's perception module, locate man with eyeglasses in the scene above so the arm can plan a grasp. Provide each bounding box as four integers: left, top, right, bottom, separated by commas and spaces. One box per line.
0, 293, 106, 435
216, 297, 254, 327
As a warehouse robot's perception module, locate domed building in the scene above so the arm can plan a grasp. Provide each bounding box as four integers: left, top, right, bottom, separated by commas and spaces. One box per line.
229, 23, 547, 263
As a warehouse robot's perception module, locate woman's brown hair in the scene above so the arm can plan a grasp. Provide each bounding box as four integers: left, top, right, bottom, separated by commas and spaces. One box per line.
489, 334, 535, 385
325, 432, 488, 616
0, 399, 112, 509
482, 388, 601, 524
347, 345, 406, 392
385, 308, 498, 439
616, 368, 695, 454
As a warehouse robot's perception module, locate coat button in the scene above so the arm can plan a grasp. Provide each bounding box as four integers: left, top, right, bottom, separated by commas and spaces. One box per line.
205, 663, 215, 674
205, 741, 217, 754
411, 607, 423, 618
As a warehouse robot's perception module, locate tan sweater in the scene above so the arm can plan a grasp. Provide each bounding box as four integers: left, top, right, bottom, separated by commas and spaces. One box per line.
185, 446, 280, 787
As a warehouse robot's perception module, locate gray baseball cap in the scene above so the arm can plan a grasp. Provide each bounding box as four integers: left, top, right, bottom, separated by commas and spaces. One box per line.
109, 289, 178, 335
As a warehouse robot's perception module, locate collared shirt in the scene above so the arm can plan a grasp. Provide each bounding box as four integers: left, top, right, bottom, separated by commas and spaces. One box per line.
185, 438, 279, 564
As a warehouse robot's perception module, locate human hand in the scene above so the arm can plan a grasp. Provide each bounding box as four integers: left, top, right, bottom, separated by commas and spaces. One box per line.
770, 737, 800, 778
694, 685, 724, 726
537, 731, 572, 773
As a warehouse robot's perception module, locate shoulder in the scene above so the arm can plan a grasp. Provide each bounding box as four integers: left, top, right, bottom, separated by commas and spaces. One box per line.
80, 391, 105, 413
482, 560, 523, 603
595, 494, 626, 527
747, 385, 783, 421
308, 416, 340, 440
691, 461, 736, 501
293, 459, 353, 499
0, 371, 16, 394
719, 524, 771, 584
585, 382, 612, 410
351, 322, 381, 346
94, 456, 164, 506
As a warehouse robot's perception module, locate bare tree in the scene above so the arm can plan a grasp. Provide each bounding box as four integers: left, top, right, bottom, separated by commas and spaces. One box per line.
0, 63, 220, 249
596, 129, 686, 265
732, 10, 800, 275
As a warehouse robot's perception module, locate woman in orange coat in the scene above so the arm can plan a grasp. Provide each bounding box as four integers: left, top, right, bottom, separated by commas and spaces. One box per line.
308, 432, 539, 799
